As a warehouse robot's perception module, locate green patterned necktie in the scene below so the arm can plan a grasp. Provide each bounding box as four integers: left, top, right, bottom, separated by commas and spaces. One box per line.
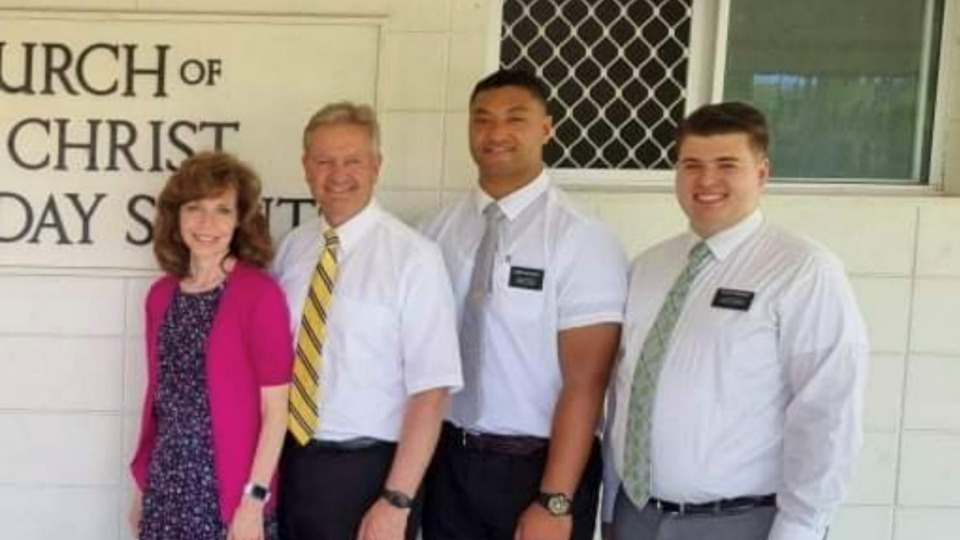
622, 241, 712, 506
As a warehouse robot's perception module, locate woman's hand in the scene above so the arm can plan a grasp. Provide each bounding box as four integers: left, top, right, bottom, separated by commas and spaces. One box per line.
128, 489, 143, 536
227, 498, 265, 540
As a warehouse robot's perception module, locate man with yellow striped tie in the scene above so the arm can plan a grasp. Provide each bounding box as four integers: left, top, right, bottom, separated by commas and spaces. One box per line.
272, 102, 463, 540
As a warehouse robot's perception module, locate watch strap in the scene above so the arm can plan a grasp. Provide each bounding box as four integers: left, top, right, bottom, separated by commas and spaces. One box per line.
381, 488, 414, 509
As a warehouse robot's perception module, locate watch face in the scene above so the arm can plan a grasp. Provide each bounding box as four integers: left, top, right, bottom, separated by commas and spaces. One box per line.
542, 494, 571, 516
244, 483, 270, 502
249, 485, 268, 500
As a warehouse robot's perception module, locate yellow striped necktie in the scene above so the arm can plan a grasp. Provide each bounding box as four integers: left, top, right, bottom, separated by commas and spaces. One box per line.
288, 229, 339, 445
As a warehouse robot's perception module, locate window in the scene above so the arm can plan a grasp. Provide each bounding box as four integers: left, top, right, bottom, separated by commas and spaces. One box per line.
498, 0, 948, 186
721, 0, 945, 183
500, 0, 693, 170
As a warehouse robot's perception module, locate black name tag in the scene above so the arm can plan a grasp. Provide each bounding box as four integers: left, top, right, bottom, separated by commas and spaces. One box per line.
509, 266, 545, 290
711, 288, 755, 311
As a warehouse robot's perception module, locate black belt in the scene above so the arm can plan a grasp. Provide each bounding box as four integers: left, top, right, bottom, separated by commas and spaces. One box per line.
442, 422, 548, 456
292, 435, 391, 452
649, 494, 776, 515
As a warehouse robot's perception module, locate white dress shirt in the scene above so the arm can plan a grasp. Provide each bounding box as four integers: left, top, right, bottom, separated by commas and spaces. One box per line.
603, 210, 868, 540
273, 200, 463, 442
421, 170, 628, 437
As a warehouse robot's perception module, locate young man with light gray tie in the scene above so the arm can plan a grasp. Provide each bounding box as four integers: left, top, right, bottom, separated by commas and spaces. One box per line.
421, 68, 628, 540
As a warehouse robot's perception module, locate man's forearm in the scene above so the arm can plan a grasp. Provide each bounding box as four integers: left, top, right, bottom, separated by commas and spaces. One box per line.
384, 387, 449, 495
540, 381, 607, 495
541, 323, 621, 496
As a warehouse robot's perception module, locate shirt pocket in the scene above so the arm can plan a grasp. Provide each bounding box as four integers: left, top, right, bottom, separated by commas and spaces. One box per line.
328, 295, 398, 362
711, 297, 779, 378
492, 260, 547, 322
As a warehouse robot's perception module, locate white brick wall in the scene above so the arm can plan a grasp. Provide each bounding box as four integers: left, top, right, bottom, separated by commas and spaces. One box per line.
1, 1, 959, 539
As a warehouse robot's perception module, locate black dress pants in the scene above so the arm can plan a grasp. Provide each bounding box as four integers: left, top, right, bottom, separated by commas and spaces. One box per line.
422, 424, 602, 540
278, 436, 422, 540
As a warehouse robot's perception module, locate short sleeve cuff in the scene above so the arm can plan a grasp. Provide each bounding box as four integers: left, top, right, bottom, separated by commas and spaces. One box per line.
406, 372, 463, 396
558, 310, 624, 331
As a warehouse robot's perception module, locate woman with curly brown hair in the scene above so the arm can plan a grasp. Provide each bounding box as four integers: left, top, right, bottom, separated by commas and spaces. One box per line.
129, 151, 293, 540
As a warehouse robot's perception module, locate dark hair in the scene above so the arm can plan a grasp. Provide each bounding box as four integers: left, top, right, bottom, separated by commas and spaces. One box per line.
676, 102, 769, 155
470, 68, 551, 112
153, 151, 272, 276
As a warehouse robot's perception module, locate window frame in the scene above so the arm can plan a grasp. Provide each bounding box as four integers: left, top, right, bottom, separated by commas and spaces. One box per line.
485, 0, 956, 194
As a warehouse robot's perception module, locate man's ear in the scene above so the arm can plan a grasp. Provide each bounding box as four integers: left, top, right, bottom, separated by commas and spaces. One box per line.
542, 115, 554, 144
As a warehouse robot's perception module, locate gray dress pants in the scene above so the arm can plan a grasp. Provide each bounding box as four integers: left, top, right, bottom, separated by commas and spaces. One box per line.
612, 488, 777, 540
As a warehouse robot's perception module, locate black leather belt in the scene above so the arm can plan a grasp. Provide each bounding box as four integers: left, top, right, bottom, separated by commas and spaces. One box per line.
442, 422, 548, 456
295, 436, 391, 451
649, 494, 776, 515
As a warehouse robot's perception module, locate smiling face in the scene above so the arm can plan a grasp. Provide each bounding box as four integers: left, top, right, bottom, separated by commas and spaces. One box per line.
469, 85, 552, 195
178, 187, 238, 263
675, 133, 769, 238
302, 122, 381, 227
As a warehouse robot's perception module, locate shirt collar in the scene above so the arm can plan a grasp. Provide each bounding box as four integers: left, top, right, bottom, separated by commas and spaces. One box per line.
472, 169, 550, 221
690, 208, 764, 262
321, 199, 381, 255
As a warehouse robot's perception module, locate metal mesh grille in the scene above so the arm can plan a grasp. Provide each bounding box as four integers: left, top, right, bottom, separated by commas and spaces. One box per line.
500, 0, 692, 169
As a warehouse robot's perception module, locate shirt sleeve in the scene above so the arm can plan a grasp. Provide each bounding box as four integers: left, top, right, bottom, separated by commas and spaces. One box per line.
246, 276, 294, 386
769, 254, 869, 540
556, 221, 628, 330
399, 243, 464, 395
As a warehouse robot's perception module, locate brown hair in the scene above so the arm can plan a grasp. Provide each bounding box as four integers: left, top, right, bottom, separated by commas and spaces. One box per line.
676, 101, 769, 156
153, 151, 272, 276
302, 101, 381, 157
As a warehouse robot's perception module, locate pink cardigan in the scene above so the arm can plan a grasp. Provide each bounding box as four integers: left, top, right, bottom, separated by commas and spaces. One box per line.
130, 263, 293, 522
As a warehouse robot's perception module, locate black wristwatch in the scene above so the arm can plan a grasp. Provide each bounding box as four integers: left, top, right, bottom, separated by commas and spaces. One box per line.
243, 482, 271, 503
381, 488, 414, 509
537, 492, 573, 516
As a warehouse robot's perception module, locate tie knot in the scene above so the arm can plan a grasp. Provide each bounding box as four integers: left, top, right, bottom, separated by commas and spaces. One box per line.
323, 229, 339, 248
483, 202, 505, 223
688, 241, 711, 268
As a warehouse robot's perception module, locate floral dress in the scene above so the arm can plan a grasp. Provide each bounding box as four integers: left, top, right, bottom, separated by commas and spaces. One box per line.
140, 285, 278, 540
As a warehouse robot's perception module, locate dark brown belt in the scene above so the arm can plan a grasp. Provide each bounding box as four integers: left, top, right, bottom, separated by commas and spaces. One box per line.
649, 494, 776, 515
442, 422, 548, 456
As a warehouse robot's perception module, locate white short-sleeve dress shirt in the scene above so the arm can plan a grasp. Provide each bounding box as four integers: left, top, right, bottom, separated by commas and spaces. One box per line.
421, 171, 628, 437
602, 210, 869, 540
273, 200, 463, 442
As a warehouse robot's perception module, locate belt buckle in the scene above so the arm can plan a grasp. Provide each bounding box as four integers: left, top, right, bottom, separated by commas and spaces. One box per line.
655, 499, 680, 514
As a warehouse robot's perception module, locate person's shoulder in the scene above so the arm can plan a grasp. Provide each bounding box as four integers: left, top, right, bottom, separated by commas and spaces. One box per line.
279, 218, 321, 247
225, 263, 288, 315
419, 193, 472, 237
274, 218, 321, 264
631, 232, 688, 268
144, 273, 178, 323
230, 262, 278, 288
761, 224, 844, 271
377, 209, 445, 258
551, 187, 624, 251
146, 273, 177, 303
548, 184, 601, 225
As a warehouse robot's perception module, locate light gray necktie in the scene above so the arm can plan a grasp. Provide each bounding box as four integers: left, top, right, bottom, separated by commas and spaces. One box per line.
622, 241, 712, 506
453, 202, 505, 425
